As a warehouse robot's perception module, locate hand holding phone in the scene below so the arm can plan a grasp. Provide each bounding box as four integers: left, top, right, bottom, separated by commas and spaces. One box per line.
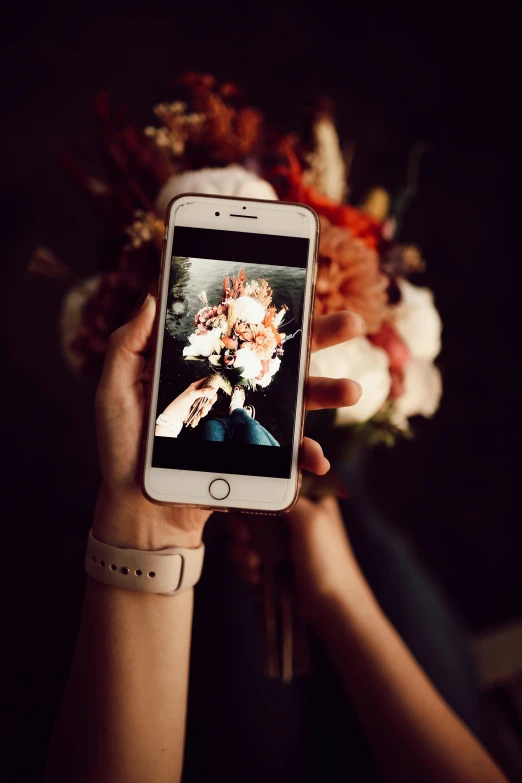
94, 287, 363, 548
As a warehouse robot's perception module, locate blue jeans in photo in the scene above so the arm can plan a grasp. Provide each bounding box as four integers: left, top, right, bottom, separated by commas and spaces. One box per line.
197, 408, 280, 447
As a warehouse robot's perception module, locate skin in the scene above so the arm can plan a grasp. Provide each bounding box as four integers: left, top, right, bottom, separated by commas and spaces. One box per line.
44, 295, 365, 783
229, 497, 508, 783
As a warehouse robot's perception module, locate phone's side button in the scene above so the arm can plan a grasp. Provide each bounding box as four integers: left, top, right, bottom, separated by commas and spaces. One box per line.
209, 479, 230, 500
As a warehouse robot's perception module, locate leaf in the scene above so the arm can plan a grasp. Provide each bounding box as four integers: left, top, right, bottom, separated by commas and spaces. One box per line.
282, 329, 301, 343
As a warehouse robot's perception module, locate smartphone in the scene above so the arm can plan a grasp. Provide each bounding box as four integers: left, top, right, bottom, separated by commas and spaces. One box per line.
142, 193, 319, 513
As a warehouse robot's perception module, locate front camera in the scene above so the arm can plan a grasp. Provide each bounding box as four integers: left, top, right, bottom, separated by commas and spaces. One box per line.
215, 211, 220, 216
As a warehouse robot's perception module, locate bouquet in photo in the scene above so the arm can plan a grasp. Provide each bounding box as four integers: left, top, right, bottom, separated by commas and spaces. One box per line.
181, 268, 295, 427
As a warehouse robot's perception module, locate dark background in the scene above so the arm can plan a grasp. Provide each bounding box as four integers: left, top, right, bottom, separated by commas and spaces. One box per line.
1, 1, 520, 779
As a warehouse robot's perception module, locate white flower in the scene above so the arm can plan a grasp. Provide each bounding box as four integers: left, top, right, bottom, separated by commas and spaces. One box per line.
392, 358, 443, 429
273, 307, 287, 328
234, 347, 263, 380
60, 274, 103, 374
156, 165, 278, 217
395, 279, 442, 362
183, 328, 223, 358
256, 357, 281, 388
309, 337, 391, 424
233, 296, 266, 325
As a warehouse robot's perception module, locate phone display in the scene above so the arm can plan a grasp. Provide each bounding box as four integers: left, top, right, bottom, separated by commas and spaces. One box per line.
143, 195, 318, 512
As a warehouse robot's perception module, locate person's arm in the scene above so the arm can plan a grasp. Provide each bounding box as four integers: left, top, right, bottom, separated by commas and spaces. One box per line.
45, 499, 201, 783
155, 378, 217, 437
45, 295, 365, 783
231, 497, 507, 783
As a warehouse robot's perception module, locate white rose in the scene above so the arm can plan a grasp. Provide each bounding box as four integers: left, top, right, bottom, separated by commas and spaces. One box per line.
256, 357, 281, 388
392, 358, 443, 429
156, 165, 278, 217
233, 296, 266, 325
183, 327, 223, 358
395, 279, 442, 362
309, 337, 391, 424
234, 347, 262, 380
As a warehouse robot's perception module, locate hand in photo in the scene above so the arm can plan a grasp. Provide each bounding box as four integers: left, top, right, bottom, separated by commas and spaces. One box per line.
155, 378, 217, 437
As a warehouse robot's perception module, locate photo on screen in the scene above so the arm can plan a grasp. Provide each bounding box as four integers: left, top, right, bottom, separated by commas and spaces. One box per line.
152, 229, 308, 478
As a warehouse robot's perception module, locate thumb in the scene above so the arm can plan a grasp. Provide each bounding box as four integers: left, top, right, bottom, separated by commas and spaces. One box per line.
99, 294, 157, 392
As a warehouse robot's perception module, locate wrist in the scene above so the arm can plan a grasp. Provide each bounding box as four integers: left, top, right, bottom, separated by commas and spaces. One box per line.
304, 563, 378, 625
93, 484, 208, 550
309, 578, 381, 635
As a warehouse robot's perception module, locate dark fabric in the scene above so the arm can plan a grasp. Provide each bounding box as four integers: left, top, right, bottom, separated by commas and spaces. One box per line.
198, 408, 280, 446
182, 458, 481, 782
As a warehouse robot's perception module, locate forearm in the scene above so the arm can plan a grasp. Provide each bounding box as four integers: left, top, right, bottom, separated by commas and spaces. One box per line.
45, 578, 193, 783
314, 584, 506, 783
45, 488, 204, 783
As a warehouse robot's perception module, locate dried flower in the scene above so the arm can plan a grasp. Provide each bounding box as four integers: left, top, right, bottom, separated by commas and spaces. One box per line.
156, 166, 276, 218
243, 278, 273, 306
124, 210, 164, 251
236, 322, 255, 342
315, 218, 389, 334
242, 324, 278, 360
233, 295, 266, 325
304, 113, 347, 203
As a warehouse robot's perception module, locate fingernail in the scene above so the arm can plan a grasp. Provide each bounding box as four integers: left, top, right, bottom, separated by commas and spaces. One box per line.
358, 315, 366, 334
354, 380, 363, 395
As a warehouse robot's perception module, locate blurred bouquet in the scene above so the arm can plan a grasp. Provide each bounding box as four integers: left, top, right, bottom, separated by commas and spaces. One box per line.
54, 72, 442, 457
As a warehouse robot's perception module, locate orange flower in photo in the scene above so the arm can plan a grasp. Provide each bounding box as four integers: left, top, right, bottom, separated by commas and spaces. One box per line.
243, 324, 278, 359
236, 322, 255, 342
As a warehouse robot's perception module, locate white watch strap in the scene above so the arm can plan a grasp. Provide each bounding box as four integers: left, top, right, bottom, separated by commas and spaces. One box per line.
156, 415, 183, 436
85, 529, 205, 596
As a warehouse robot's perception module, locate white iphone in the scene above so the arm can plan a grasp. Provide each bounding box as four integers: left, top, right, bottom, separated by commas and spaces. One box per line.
142, 193, 319, 513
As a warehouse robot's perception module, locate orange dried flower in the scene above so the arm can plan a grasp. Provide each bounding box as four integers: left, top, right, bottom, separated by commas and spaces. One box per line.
242, 324, 278, 359
236, 322, 254, 342
176, 73, 263, 164
316, 217, 389, 334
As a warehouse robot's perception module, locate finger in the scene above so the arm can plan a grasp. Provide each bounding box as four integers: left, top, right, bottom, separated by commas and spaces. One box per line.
300, 437, 330, 475
190, 378, 208, 391
306, 377, 362, 410
190, 385, 218, 403
311, 311, 365, 353
99, 294, 156, 393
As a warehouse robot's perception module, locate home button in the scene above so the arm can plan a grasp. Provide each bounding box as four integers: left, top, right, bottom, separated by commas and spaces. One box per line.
209, 478, 230, 500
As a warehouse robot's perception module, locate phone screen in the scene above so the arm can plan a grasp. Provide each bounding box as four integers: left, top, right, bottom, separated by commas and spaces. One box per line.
152, 227, 309, 479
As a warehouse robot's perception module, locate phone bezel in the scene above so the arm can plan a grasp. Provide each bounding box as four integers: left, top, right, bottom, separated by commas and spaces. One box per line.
142, 193, 319, 514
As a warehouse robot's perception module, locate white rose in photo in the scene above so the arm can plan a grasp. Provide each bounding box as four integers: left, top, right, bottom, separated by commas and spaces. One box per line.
395, 279, 442, 361
234, 347, 263, 380
183, 328, 223, 358
309, 337, 391, 425
156, 165, 278, 217
233, 296, 266, 325
392, 358, 443, 429
257, 357, 281, 388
